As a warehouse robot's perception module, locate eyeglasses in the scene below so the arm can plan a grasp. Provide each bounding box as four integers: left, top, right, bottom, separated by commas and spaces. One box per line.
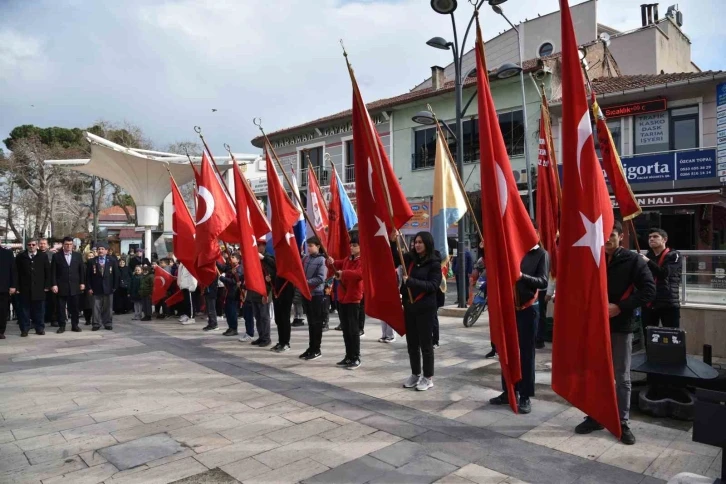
27, 243, 37, 246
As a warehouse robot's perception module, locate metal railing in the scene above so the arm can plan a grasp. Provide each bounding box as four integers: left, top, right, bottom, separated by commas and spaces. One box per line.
679, 250, 726, 307
344, 165, 355, 183
300, 166, 329, 188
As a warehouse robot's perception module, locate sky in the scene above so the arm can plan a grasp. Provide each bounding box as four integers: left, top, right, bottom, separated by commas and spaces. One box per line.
1, 0, 724, 155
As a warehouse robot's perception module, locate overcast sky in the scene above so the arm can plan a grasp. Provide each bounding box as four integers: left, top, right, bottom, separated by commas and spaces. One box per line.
1, 0, 723, 155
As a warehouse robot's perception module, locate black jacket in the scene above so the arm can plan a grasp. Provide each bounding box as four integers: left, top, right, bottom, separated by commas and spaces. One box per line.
0, 247, 17, 294
16, 251, 51, 301
218, 262, 243, 303
118, 266, 131, 290
607, 248, 656, 333
204, 276, 219, 298
645, 248, 681, 308
516, 246, 549, 307
86, 256, 119, 295
51, 251, 85, 297
128, 256, 151, 273
246, 254, 276, 303
400, 251, 443, 313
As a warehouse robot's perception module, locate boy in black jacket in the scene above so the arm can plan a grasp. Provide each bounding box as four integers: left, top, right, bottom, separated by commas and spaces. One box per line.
642, 228, 681, 328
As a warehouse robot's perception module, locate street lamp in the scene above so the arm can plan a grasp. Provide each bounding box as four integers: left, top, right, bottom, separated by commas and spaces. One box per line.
412, 110, 458, 140
490, 0, 535, 219
427, 0, 489, 308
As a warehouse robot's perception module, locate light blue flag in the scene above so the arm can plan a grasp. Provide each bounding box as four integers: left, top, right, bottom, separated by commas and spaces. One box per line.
432, 133, 467, 266
289, 168, 307, 255
335, 168, 358, 230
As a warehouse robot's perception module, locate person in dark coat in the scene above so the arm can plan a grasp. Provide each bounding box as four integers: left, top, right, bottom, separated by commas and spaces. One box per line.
51, 236, 85, 333
300, 237, 328, 361
39, 238, 58, 327
642, 228, 682, 328
394, 231, 443, 392
0, 245, 18, 339
114, 259, 131, 315
245, 239, 276, 347
574, 220, 655, 446
218, 254, 243, 336
86, 243, 119, 330
16, 239, 51, 336
128, 248, 151, 273
138, 266, 154, 321
203, 276, 219, 330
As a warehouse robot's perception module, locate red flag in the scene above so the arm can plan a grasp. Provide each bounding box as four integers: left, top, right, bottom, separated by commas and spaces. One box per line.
170, 176, 199, 280
327, 165, 351, 260
475, 16, 539, 414
237, 170, 271, 238
265, 146, 312, 300
152, 266, 175, 305
232, 160, 267, 297
536, 95, 562, 279
592, 92, 642, 221
307, 166, 329, 247
195, 151, 236, 266
552, 0, 620, 439
348, 58, 413, 336
165, 289, 185, 308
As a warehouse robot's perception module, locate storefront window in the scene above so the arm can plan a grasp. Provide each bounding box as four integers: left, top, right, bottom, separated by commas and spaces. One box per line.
498, 110, 525, 157
412, 127, 437, 169
344, 140, 355, 182
670, 106, 699, 151
300, 146, 324, 187
633, 105, 699, 154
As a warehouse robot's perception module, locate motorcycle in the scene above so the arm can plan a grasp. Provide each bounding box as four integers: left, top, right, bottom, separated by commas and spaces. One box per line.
463, 274, 487, 327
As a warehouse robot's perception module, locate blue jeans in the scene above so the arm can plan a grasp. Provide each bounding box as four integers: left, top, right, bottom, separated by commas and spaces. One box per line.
224, 300, 238, 331
243, 301, 254, 337
18, 299, 46, 333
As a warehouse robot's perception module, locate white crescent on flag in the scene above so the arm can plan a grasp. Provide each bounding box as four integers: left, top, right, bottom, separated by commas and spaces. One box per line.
495, 163, 508, 216
197, 186, 215, 225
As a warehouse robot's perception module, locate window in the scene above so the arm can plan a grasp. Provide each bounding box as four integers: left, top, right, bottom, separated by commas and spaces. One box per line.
344, 140, 355, 182
412, 127, 437, 170
498, 110, 525, 157
633, 105, 699, 154
300, 146, 323, 187
670, 106, 698, 151
538, 42, 554, 57
594, 119, 622, 158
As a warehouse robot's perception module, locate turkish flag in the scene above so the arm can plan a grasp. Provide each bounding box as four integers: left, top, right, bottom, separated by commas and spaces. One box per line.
552, 0, 620, 439
307, 167, 329, 247
349, 60, 413, 336
170, 176, 199, 280
475, 17, 539, 413
152, 266, 175, 305
195, 151, 236, 266
265, 147, 312, 301
327, 165, 351, 260
536, 96, 562, 279
165, 289, 185, 308
232, 159, 267, 297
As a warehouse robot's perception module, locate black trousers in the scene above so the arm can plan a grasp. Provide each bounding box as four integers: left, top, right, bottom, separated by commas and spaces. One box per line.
536, 291, 548, 343
113, 288, 129, 313
432, 314, 440, 345
45, 291, 57, 323
180, 289, 192, 318
340, 302, 361, 360
642, 306, 680, 329
404, 306, 436, 378
57, 295, 80, 329
273, 283, 295, 346
303, 295, 325, 353
501, 304, 539, 399
359, 298, 365, 331
0, 293, 8, 335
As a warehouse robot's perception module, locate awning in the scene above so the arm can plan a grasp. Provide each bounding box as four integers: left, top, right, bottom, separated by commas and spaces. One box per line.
611, 189, 725, 209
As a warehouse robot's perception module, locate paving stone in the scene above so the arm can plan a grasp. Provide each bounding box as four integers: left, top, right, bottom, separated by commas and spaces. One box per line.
218, 415, 293, 442
265, 417, 339, 445
476, 453, 580, 484
281, 408, 330, 424
79, 449, 108, 467
99, 433, 184, 471
26, 433, 117, 465
411, 431, 491, 467
168, 467, 239, 483
370, 440, 428, 467
0, 455, 86, 484
193, 435, 280, 469
311, 430, 402, 469
12, 415, 96, 440
281, 389, 334, 407
106, 456, 207, 484
0, 430, 16, 444
454, 463, 510, 484
61, 416, 143, 441
111, 416, 192, 443
317, 400, 374, 421
434, 474, 477, 484
14, 431, 66, 451
357, 414, 428, 440
253, 435, 333, 469
220, 456, 272, 482
318, 421, 377, 443
303, 455, 395, 484
43, 462, 119, 484
244, 457, 328, 484
368, 455, 458, 484
643, 448, 717, 481
571, 460, 650, 484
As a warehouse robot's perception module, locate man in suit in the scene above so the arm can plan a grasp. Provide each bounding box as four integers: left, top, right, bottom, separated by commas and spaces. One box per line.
51, 237, 86, 334
16, 239, 51, 336
128, 248, 150, 274
0, 244, 17, 339
39, 238, 59, 327
87, 243, 119, 331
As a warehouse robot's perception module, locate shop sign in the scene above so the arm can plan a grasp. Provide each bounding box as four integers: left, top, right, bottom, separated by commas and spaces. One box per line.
403, 201, 431, 231
611, 191, 724, 208
602, 98, 667, 118
635, 112, 669, 152
676, 150, 716, 180
712, 268, 726, 289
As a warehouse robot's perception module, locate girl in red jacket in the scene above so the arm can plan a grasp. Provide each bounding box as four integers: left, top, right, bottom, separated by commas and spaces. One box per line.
327, 234, 364, 370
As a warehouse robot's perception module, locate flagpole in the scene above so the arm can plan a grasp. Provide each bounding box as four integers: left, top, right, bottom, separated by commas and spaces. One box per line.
194, 126, 236, 204
306, 151, 329, 212
224, 143, 272, 229
540, 86, 562, 205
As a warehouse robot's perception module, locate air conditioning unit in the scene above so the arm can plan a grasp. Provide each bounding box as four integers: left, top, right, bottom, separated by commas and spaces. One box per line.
512, 169, 528, 185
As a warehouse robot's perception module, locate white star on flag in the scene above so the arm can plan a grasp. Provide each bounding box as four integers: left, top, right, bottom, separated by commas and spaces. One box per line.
374, 216, 387, 240
573, 212, 604, 267
285, 232, 294, 245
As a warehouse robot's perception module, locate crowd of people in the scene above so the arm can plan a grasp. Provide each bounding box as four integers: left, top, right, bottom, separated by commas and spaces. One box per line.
0, 223, 682, 446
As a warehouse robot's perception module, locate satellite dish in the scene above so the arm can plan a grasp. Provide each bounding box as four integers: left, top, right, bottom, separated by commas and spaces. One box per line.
599, 32, 611, 47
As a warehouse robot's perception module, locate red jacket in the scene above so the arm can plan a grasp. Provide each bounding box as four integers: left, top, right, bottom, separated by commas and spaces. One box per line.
332, 255, 363, 304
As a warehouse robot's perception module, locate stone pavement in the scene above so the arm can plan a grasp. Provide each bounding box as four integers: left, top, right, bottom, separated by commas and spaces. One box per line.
0, 311, 721, 484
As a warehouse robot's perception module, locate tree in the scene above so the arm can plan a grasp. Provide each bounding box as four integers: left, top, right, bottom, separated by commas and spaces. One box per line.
165, 141, 201, 218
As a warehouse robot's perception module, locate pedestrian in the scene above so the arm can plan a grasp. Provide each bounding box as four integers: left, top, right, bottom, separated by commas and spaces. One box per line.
86, 243, 119, 331
574, 221, 655, 445
218, 253, 242, 336
16, 239, 51, 336
139, 265, 154, 321
394, 232, 442, 392
202, 276, 219, 331
299, 236, 327, 361
328, 233, 363, 369
114, 259, 131, 315
51, 236, 85, 333
177, 263, 198, 325
291, 288, 305, 327
128, 248, 150, 274
154, 259, 171, 319
452, 246, 473, 307
271, 276, 295, 352
642, 228, 682, 328
358, 297, 366, 337
82, 251, 95, 326
247, 238, 275, 348
0, 244, 17, 339
489, 228, 549, 414
129, 265, 144, 320
38, 238, 58, 328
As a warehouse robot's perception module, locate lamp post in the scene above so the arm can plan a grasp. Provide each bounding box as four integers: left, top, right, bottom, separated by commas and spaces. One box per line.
490, 0, 535, 218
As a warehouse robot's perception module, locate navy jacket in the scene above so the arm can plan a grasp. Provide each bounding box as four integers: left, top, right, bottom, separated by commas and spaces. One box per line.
0, 247, 17, 294
16, 251, 51, 301
86, 256, 119, 295
51, 251, 85, 297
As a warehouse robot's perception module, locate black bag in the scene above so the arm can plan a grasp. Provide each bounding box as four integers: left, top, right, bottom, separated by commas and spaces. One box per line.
436, 288, 446, 308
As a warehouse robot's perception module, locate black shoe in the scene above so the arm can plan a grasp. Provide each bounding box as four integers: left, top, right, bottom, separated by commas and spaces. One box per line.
92, 326, 101, 331
21, 331, 28, 337
258, 340, 271, 348
203, 325, 219, 332
50, 322, 59, 327
336, 357, 351, 366
104, 326, 113, 331
270, 343, 282, 352
359, 330, 365, 337
251, 339, 261, 345
141, 317, 152, 321
346, 358, 361, 370
56, 327, 65, 334
299, 349, 311, 359
535, 339, 545, 349
292, 319, 305, 327
155, 314, 164, 319
304, 351, 322, 361
71, 327, 82, 333
575, 417, 604, 435
489, 393, 509, 405
485, 349, 497, 359
620, 422, 636, 445
84, 321, 91, 326
35, 330, 45, 335
334, 325, 342, 331
223, 329, 238, 336
275, 344, 291, 353
433, 343, 440, 350
518, 397, 531, 414
322, 324, 329, 333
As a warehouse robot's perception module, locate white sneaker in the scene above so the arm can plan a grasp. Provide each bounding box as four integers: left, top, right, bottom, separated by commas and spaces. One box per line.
179, 315, 189, 323
238, 334, 253, 342
403, 374, 421, 388
416, 377, 434, 391
385, 337, 396, 343
181, 318, 195, 325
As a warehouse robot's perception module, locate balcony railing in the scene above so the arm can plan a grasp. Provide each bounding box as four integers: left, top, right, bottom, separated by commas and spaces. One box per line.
300, 166, 329, 188
344, 165, 355, 183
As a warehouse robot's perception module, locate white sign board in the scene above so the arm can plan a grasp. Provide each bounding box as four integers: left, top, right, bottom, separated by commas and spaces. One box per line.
635, 112, 669, 152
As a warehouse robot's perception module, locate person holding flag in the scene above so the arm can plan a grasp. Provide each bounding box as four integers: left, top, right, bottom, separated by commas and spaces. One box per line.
246, 238, 276, 348
300, 236, 327, 361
